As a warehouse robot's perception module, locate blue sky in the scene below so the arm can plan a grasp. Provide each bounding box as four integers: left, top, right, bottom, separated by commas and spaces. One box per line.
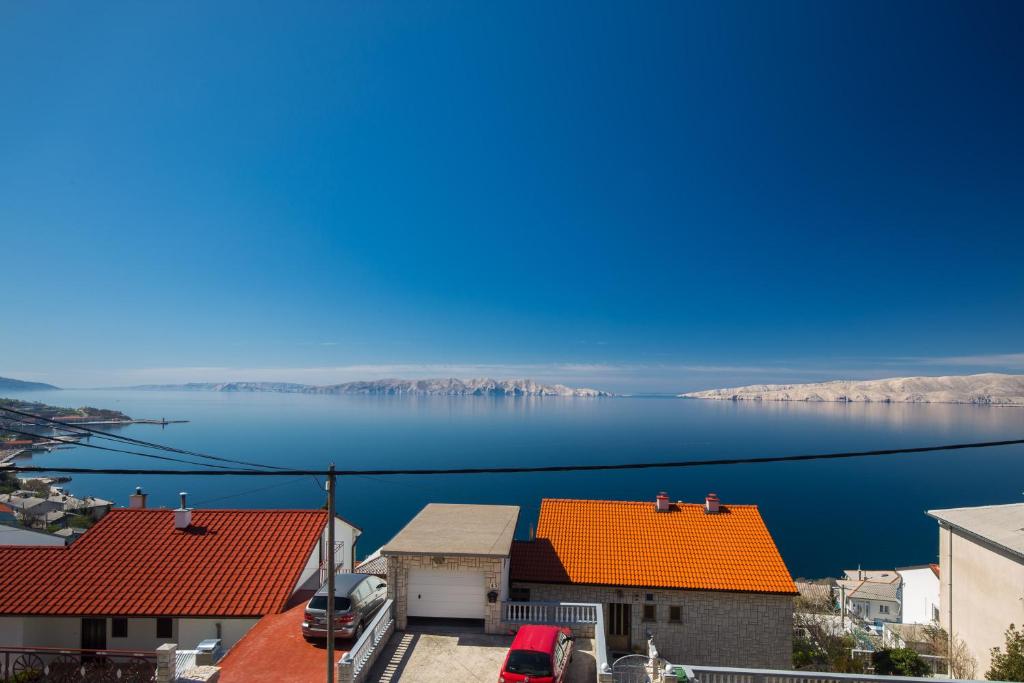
1, 1, 1022, 392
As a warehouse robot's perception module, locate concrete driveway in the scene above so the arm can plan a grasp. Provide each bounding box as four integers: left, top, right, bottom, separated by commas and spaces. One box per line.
365, 624, 597, 683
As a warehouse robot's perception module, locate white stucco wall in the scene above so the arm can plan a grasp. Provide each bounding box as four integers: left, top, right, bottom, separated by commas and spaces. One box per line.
178, 618, 259, 651
898, 566, 939, 625
0, 617, 24, 646
939, 523, 1024, 675
293, 517, 361, 592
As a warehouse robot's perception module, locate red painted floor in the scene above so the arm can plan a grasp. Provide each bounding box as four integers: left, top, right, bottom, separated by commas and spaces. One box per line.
219, 603, 351, 683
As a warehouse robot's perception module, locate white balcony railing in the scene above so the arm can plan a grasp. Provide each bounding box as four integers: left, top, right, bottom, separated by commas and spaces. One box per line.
337, 599, 394, 683
502, 601, 600, 625
678, 663, 988, 683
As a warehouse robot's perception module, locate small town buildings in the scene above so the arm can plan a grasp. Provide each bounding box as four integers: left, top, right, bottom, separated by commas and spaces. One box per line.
510, 493, 797, 668
0, 493, 362, 652
928, 502, 1024, 674
896, 564, 940, 625
382, 503, 518, 634
835, 569, 901, 628
0, 491, 61, 527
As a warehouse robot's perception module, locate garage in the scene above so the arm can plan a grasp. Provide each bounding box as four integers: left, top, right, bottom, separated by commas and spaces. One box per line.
407, 568, 486, 619
381, 503, 520, 632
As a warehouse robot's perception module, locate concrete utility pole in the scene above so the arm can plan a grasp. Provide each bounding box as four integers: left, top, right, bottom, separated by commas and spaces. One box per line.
327, 464, 337, 683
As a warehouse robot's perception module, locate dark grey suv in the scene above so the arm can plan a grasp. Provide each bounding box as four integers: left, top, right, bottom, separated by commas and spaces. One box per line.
302, 574, 388, 640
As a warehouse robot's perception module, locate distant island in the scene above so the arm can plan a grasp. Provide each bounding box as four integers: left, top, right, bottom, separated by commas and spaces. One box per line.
680, 373, 1024, 406
0, 376, 59, 392
125, 377, 613, 397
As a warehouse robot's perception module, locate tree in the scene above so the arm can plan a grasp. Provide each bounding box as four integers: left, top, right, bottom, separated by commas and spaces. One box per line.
793, 612, 866, 673
873, 648, 931, 677
923, 623, 977, 679
988, 624, 1024, 681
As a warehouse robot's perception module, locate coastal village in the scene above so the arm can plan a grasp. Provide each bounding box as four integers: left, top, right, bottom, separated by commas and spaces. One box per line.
1, 398, 1021, 683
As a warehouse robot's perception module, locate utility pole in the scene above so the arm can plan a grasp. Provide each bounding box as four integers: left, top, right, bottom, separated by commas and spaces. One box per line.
327, 464, 336, 683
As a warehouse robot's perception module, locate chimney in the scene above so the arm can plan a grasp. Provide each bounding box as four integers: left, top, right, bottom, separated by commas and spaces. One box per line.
655, 492, 670, 512
174, 491, 192, 530
704, 492, 721, 514
129, 486, 148, 510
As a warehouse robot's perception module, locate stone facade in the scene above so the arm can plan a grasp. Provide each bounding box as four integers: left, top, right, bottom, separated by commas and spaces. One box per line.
513, 582, 794, 669
387, 554, 505, 634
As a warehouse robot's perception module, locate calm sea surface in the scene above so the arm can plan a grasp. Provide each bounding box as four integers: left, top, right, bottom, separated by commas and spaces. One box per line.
6, 389, 1024, 578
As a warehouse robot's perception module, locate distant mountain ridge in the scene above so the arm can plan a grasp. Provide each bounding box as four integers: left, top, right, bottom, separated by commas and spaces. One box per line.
0, 376, 59, 391
127, 378, 613, 397
680, 373, 1024, 405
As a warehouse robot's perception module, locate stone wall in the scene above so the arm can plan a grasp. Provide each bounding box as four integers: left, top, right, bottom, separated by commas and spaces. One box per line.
386, 554, 505, 634
514, 582, 793, 669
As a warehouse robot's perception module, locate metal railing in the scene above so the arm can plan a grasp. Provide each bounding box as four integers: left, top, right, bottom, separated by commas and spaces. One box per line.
0, 646, 157, 682
677, 663, 988, 683
337, 599, 395, 683
502, 601, 600, 625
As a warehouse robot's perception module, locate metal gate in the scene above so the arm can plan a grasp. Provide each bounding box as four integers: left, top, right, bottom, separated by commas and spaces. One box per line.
611, 654, 652, 683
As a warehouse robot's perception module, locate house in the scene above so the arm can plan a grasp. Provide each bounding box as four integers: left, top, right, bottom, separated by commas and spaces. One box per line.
0, 524, 65, 547
896, 564, 940, 625
1, 491, 61, 527
835, 569, 901, 628
510, 492, 797, 668
928, 502, 1024, 674
882, 622, 934, 653
0, 491, 362, 652
382, 503, 518, 634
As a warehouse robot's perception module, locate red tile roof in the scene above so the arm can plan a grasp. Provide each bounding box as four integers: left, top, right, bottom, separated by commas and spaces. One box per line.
511, 498, 797, 594
0, 509, 330, 617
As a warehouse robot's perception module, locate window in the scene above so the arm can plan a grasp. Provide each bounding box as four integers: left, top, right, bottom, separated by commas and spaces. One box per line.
645, 593, 654, 602
642, 604, 656, 622
111, 618, 128, 638
510, 586, 531, 602
156, 618, 173, 639
879, 604, 890, 614
669, 606, 681, 623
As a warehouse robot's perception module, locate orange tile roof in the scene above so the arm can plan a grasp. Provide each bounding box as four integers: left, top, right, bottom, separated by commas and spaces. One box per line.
0, 509, 330, 617
511, 498, 797, 594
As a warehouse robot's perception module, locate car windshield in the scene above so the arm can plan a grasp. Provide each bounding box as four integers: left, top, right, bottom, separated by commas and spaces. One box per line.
506, 650, 552, 676
307, 596, 351, 612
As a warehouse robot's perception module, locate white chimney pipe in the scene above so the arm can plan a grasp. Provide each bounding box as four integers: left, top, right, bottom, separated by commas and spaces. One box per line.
129, 486, 148, 510
704, 492, 721, 514
655, 492, 670, 512
174, 491, 192, 530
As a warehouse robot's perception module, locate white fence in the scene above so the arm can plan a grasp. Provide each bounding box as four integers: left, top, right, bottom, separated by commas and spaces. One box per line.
502, 601, 600, 626
336, 599, 395, 683
678, 663, 992, 683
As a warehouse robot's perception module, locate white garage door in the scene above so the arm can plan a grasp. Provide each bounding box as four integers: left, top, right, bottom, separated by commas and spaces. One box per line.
407, 568, 486, 619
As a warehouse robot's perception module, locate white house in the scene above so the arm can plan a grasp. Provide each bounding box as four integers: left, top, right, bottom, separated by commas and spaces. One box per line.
928, 502, 1024, 674
896, 564, 940, 625
0, 491, 362, 653
836, 569, 901, 627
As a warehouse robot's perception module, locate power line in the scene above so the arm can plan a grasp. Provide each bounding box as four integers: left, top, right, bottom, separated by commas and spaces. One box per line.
0, 405, 296, 471
0, 426, 261, 471
4, 436, 1023, 477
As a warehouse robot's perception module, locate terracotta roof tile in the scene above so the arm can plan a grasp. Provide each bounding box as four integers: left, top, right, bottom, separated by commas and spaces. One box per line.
0, 509, 329, 617
511, 498, 797, 594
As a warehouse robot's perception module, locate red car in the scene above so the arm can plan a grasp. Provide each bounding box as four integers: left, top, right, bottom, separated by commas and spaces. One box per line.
498, 624, 575, 683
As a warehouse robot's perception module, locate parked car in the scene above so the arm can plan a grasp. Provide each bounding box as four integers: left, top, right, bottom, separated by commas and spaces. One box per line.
302, 574, 388, 641
498, 624, 574, 683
